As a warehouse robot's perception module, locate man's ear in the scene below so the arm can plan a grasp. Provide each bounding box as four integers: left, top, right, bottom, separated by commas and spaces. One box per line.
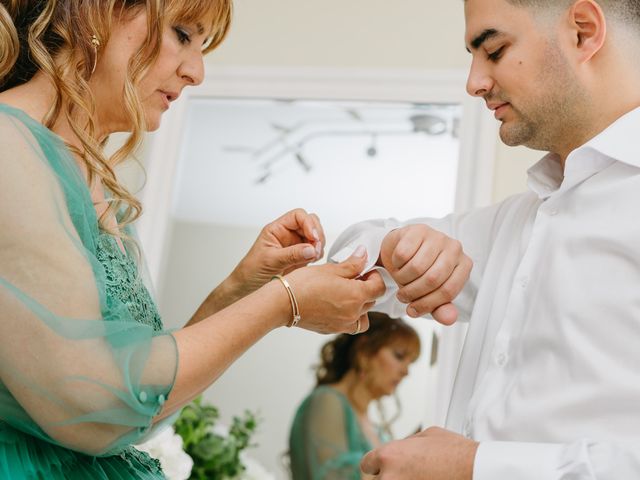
566, 0, 607, 63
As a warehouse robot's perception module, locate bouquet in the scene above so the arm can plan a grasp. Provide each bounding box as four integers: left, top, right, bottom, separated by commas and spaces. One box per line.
137, 396, 272, 480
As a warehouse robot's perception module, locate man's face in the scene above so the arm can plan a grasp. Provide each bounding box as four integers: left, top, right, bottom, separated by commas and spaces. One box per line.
464, 0, 587, 152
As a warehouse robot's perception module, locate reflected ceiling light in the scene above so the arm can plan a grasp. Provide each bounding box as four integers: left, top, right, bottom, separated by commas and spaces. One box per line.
295, 151, 312, 172
410, 114, 447, 135
220, 108, 453, 184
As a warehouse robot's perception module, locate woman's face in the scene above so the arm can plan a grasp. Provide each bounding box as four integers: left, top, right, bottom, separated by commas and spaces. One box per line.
364, 341, 417, 399
90, 9, 210, 133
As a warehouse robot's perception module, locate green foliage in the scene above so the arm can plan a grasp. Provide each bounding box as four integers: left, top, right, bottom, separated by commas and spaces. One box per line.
174, 396, 260, 480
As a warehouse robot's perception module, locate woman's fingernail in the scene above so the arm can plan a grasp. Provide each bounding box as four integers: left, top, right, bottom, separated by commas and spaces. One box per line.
312, 228, 320, 241
353, 245, 366, 258
303, 246, 316, 259
408, 307, 418, 317
315, 242, 322, 256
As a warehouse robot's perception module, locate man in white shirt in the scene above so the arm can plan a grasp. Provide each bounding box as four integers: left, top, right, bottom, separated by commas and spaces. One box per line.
332, 0, 640, 479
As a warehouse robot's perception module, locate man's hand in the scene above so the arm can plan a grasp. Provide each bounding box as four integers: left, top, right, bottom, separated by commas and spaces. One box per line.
379, 224, 472, 324
360, 427, 479, 480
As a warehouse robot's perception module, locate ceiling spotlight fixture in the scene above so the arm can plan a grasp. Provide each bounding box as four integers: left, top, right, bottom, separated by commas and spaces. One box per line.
235, 107, 455, 184
410, 114, 447, 135
366, 135, 378, 158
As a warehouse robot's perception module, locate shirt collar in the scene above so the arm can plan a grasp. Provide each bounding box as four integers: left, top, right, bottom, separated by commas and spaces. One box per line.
527, 153, 564, 199
583, 106, 640, 167
526, 106, 640, 200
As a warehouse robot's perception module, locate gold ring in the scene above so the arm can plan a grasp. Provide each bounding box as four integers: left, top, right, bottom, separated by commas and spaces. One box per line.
352, 318, 361, 335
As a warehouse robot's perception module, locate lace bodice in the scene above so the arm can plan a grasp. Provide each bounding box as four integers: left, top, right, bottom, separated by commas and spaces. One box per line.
95, 233, 163, 332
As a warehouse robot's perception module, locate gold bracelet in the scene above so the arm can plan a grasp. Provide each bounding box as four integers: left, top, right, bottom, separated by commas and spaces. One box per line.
272, 275, 301, 327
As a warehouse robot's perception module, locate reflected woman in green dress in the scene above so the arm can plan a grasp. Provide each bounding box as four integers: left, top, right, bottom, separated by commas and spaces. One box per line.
0, 1, 385, 478
289, 313, 421, 480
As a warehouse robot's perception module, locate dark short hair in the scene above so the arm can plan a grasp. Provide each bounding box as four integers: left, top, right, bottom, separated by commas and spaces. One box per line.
475, 0, 640, 29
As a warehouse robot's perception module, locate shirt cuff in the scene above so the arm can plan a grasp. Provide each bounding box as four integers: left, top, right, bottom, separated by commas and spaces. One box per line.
329, 226, 393, 275
473, 441, 563, 480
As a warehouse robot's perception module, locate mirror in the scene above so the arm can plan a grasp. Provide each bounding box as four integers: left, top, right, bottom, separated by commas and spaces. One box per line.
157, 96, 462, 476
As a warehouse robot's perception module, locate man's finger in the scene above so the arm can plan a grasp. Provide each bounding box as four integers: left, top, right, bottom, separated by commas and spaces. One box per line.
360, 449, 381, 475
431, 302, 459, 325
398, 245, 462, 303
390, 227, 424, 271
394, 240, 440, 287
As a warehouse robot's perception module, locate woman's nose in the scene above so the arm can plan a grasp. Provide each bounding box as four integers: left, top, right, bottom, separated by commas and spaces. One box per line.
178, 52, 205, 87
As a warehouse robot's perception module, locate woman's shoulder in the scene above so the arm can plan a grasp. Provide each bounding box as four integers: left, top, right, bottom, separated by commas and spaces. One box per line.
306, 385, 352, 414
0, 103, 33, 135
0, 103, 53, 158
309, 385, 346, 400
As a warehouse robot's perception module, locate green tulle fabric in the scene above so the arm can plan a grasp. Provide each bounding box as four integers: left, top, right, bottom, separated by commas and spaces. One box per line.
0, 104, 179, 479
289, 386, 389, 480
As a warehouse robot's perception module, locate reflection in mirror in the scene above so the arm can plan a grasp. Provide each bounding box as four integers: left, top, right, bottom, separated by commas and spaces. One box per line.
159, 97, 461, 477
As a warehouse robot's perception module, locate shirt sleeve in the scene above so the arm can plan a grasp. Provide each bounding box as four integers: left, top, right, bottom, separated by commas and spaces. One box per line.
0, 111, 178, 456
328, 202, 514, 322
474, 439, 640, 480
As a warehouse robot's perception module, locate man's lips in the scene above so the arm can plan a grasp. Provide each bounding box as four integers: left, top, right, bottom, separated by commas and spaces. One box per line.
487, 102, 510, 119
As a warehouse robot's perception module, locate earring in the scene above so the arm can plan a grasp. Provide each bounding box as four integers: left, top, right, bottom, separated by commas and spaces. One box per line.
90, 34, 101, 74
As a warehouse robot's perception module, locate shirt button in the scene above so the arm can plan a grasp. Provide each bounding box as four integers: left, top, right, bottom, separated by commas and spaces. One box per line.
520, 277, 528, 289
549, 209, 559, 216
139, 391, 148, 403
496, 352, 508, 366
158, 394, 166, 406
463, 419, 473, 438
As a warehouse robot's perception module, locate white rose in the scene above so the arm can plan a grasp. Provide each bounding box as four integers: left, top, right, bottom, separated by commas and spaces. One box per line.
136, 427, 194, 480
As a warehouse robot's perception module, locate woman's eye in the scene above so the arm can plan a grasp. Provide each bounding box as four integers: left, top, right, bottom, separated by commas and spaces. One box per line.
488, 46, 505, 62
394, 351, 407, 361
174, 27, 191, 45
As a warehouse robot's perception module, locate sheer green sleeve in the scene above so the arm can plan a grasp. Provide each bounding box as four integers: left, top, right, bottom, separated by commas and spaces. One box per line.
0, 106, 178, 456
289, 387, 372, 480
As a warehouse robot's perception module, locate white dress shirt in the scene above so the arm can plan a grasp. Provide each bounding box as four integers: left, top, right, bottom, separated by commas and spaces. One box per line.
329, 107, 640, 479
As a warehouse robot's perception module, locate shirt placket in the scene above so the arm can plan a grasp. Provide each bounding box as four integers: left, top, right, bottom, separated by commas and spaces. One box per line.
464, 194, 561, 439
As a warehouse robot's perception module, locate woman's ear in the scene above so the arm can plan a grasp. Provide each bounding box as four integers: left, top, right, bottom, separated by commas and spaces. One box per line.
567, 0, 607, 63
354, 349, 371, 374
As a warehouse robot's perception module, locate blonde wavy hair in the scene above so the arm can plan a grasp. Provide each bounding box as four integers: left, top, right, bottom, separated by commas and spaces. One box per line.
0, 0, 232, 236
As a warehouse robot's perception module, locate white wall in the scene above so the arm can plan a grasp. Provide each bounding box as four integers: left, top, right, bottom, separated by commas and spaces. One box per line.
209, 1, 467, 70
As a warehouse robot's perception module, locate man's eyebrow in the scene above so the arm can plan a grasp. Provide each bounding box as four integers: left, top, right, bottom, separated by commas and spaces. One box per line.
465, 29, 503, 53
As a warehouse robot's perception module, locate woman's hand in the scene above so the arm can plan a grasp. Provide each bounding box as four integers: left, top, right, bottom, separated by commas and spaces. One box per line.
186, 209, 326, 327
284, 246, 386, 334
228, 208, 325, 298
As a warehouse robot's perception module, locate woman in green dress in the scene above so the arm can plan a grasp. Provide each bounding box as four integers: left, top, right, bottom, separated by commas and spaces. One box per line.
0, 1, 385, 478
289, 313, 421, 480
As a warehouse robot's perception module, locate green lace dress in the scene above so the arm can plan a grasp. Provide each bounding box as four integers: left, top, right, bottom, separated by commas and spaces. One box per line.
0, 104, 178, 479
289, 386, 391, 480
